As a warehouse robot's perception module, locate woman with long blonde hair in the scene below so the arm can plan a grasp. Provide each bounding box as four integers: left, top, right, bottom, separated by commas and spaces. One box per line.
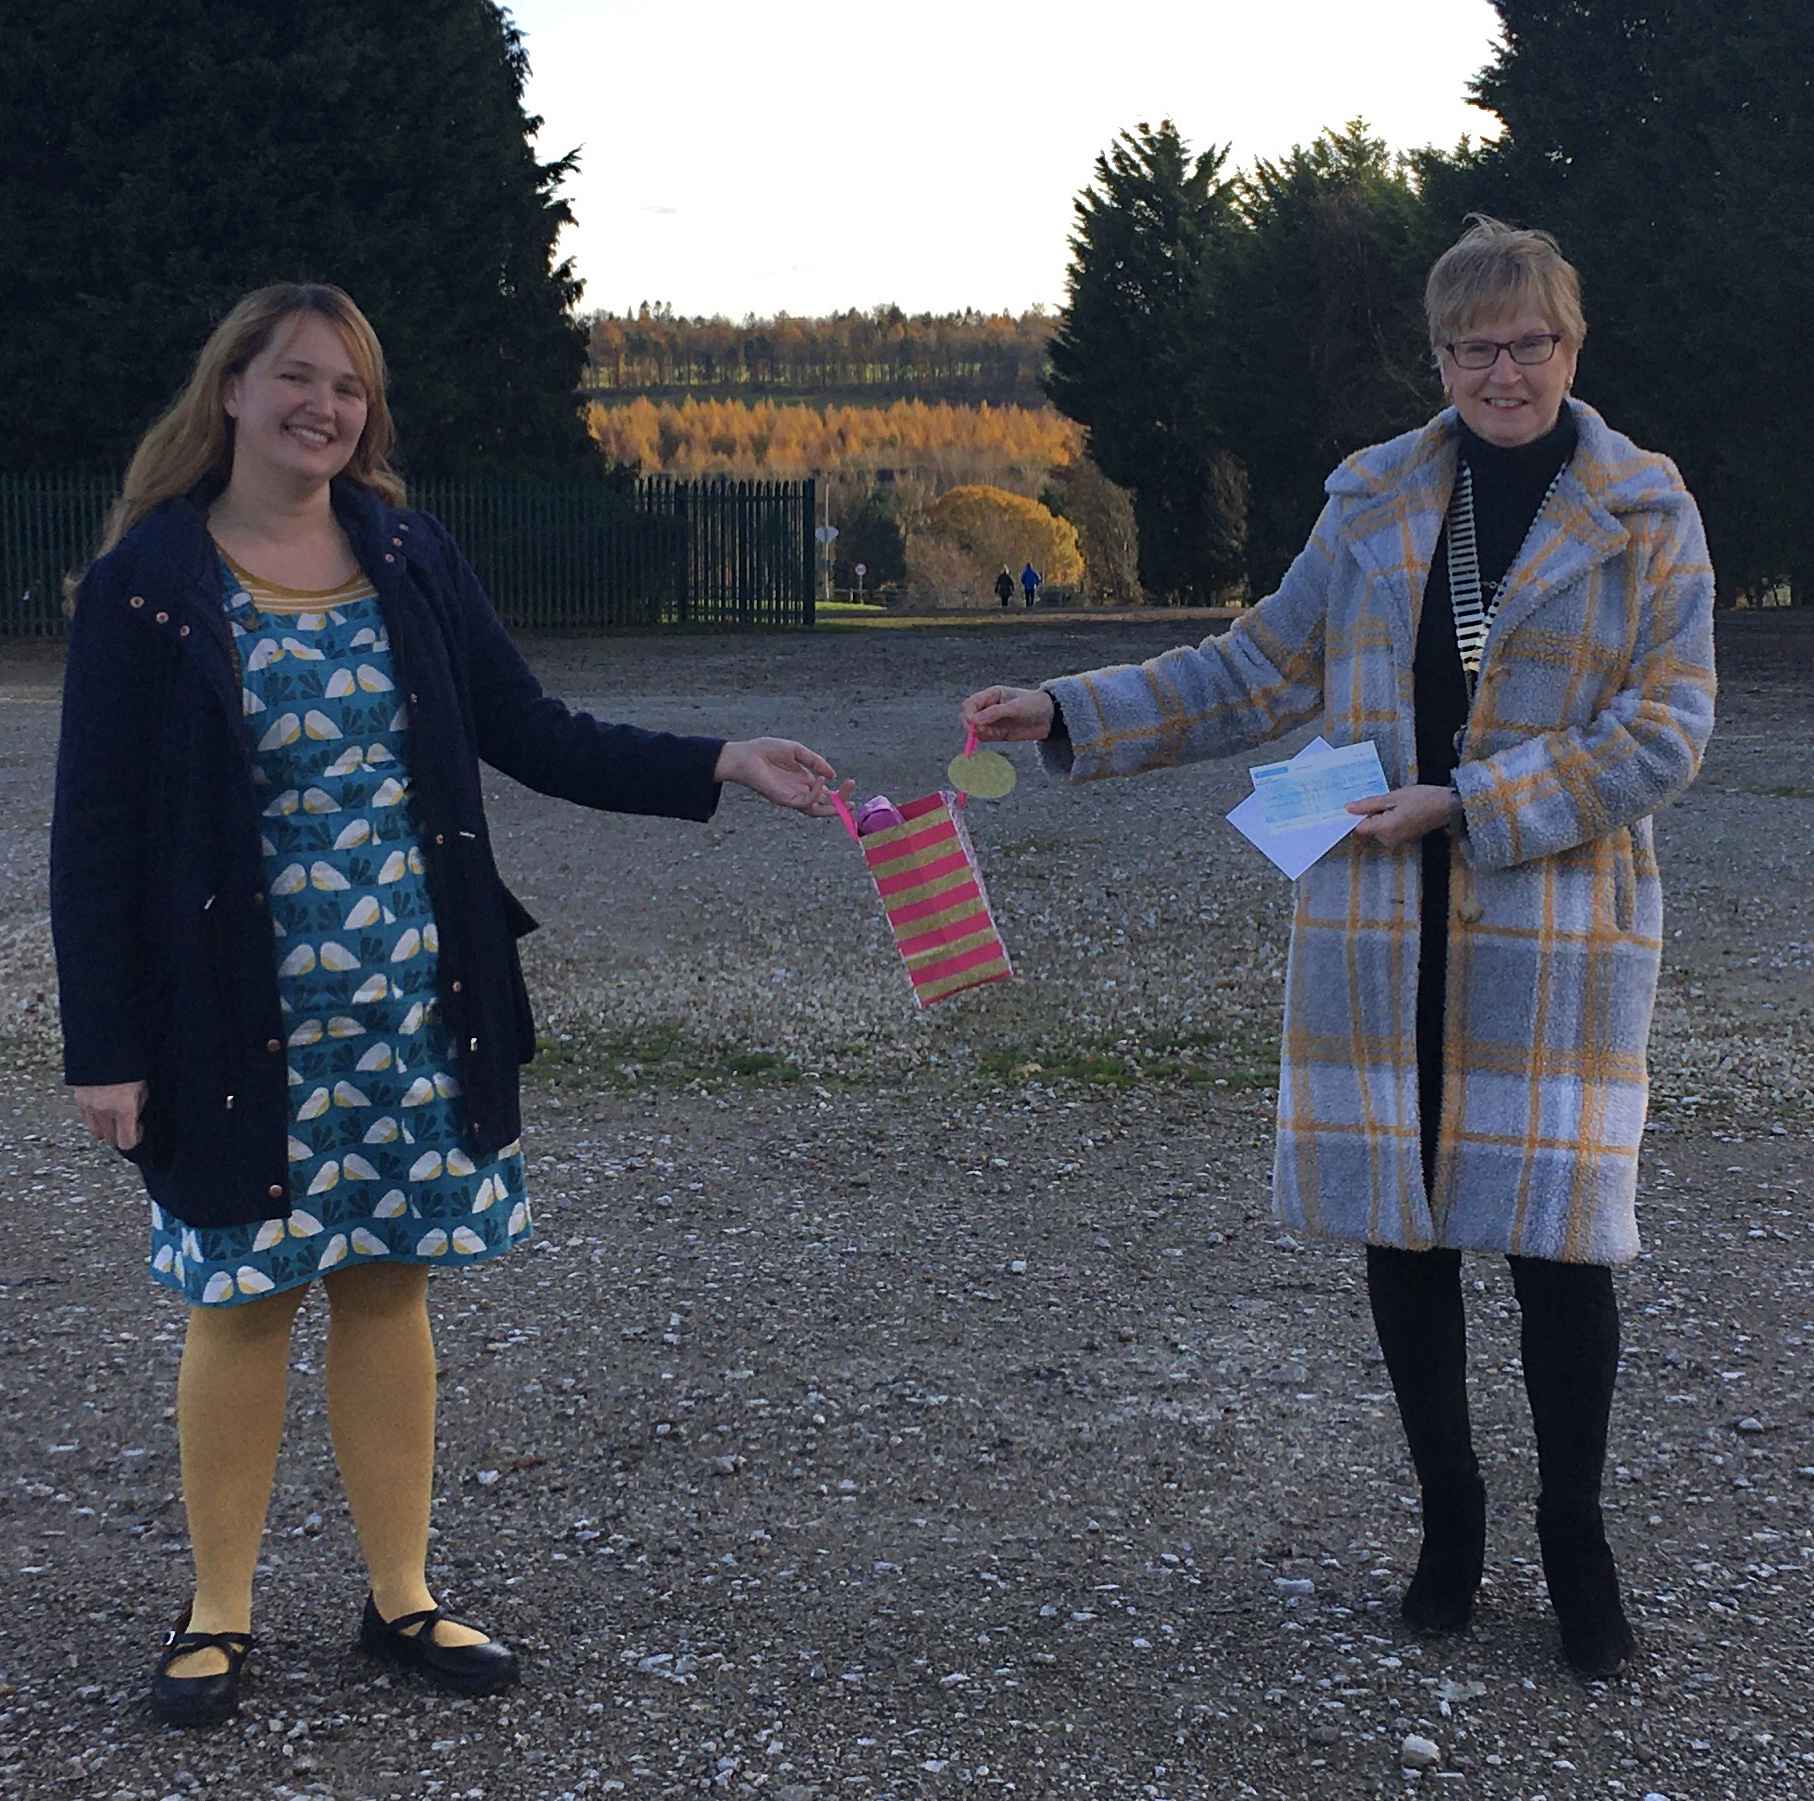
53, 282, 851, 1724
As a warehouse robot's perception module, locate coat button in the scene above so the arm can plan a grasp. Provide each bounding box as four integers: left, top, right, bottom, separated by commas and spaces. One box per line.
469, 1037, 479, 1052
434, 832, 446, 846
178, 624, 191, 637
266, 1037, 281, 1053
129, 595, 145, 608
251, 892, 265, 907
384, 553, 396, 563
410, 691, 419, 704
450, 980, 463, 993
154, 610, 169, 624
391, 536, 403, 546
267, 1183, 284, 1200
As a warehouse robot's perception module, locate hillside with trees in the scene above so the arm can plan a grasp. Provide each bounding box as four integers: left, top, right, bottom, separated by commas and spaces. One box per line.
583, 307, 1055, 406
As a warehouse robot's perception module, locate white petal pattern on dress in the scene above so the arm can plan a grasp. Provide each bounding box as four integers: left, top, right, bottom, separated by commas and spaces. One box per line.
150, 574, 529, 1310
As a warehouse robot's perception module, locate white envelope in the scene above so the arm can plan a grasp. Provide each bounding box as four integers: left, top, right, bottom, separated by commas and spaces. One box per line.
1225, 737, 1384, 879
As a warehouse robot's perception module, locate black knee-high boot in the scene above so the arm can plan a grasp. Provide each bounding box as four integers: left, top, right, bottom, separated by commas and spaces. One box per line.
1509, 1255, 1634, 1676
1367, 1244, 1485, 1631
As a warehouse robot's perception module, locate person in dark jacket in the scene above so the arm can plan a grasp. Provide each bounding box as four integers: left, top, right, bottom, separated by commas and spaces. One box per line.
994, 566, 1014, 608
51, 282, 851, 1726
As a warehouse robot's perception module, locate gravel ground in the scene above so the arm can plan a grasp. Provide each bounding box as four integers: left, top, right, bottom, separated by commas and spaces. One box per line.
0, 611, 1809, 1801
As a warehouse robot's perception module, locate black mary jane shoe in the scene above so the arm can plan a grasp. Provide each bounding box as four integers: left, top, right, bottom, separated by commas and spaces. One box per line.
151, 1609, 255, 1727
360, 1593, 520, 1696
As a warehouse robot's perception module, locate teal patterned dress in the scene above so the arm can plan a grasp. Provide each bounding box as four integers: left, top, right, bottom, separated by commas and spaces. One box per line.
148, 554, 531, 1306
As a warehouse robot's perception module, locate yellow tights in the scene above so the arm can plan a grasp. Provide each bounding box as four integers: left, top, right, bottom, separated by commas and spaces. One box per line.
168, 1262, 483, 1678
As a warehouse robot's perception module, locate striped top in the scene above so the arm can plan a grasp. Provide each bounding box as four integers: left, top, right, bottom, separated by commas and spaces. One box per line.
219, 547, 375, 615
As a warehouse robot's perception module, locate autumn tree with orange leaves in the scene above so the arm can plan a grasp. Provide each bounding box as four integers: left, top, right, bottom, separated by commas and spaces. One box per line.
908, 484, 1082, 606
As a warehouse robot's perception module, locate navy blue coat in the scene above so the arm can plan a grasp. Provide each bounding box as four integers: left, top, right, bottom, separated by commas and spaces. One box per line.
51, 477, 725, 1228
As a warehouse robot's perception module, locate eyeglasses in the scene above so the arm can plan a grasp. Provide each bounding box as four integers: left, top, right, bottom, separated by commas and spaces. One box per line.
1444, 333, 1564, 370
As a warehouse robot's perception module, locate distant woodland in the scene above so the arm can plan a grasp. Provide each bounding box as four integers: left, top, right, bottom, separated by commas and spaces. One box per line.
582, 306, 1055, 405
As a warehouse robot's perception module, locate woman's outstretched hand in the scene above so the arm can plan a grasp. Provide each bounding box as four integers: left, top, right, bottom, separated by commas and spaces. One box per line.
1347, 784, 1457, 848
960, 685, 1055, 742
715, 738, 855, 817
73, 1079, 148, 1152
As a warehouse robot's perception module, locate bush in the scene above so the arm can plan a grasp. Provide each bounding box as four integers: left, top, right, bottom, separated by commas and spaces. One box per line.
903, 535, 987, 607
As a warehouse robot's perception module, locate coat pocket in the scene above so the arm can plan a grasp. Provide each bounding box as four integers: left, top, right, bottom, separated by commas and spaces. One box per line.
1610, 827, 1636, 935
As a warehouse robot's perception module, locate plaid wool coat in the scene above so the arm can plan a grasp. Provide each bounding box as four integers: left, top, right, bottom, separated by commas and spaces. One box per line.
1041, 401, 1716, 1265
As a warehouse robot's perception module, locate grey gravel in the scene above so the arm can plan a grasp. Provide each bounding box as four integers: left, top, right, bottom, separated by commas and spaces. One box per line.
0, 611, 1810, 1799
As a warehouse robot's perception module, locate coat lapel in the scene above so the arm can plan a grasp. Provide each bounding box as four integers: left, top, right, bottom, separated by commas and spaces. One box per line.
1328, 417, 1456, 666
1476, 428, 1629, 671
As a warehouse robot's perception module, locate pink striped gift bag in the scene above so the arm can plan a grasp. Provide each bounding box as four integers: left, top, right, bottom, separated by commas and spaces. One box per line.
836, 788, 1014, 1007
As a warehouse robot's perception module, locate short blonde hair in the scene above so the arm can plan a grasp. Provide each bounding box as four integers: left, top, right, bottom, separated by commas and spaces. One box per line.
88, 283, 405, 571
1425, 215, 1586, 355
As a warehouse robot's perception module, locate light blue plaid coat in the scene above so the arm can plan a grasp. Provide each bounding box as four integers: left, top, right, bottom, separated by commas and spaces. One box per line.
1041, 401, 1716, 1264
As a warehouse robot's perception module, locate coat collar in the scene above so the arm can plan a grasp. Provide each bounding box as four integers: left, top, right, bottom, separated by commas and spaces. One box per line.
128, 475, 418, 616
1321, 399, 1655, 662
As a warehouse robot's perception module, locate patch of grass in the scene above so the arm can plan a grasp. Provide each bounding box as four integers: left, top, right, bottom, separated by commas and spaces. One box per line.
979, 1048, 1141, 1087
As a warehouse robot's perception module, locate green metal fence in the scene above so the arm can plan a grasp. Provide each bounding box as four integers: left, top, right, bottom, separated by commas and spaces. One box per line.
0, 472, 817, 638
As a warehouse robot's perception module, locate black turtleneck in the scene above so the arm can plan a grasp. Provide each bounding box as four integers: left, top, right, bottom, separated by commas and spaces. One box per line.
1414, 406, 1579, 789
1413, 404, 1577, 1188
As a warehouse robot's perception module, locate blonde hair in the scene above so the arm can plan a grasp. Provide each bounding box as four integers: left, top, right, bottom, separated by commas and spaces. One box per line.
75, 283, 405, 598
1425, 215, 1587, 355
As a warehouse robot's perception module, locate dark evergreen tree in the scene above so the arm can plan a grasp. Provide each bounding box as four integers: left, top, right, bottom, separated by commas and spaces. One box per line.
1463, 0, 1814, 598
832, 487, 906, 592
1046, 122, 1245, 603
3, 0, 590, 478
1223, 123, 1438, 593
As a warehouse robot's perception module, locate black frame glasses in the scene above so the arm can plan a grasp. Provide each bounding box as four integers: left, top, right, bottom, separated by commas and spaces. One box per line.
1443, 332, 1564, 370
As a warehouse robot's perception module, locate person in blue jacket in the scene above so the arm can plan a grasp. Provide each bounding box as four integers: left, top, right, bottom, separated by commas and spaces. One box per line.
51, 282, 851, 1726
1019, 562, 1041, 608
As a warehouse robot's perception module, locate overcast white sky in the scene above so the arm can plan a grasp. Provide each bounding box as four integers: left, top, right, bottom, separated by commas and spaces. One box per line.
506, 0, 1505, 320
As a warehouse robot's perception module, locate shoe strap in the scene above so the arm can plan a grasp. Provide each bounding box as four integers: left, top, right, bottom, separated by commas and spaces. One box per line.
380, 1602, 488, 1642
160, 1628, 254, 1667
380, 1603, 443, 1636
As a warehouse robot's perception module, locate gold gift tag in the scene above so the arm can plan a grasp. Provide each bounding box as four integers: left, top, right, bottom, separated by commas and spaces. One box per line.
947, 749, 1017, 799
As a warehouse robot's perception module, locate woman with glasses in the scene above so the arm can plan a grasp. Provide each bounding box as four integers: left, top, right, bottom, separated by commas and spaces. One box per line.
961, 217, 1715, 1677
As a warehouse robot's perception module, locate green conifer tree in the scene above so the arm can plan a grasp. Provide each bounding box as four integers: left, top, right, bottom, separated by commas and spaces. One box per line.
3, 0, 590, 478
1046, 122, 1245, 603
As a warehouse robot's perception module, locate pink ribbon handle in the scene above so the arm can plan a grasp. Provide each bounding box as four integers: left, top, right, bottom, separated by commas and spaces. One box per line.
952, 722, 981, 809
845, 726, 985, 838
